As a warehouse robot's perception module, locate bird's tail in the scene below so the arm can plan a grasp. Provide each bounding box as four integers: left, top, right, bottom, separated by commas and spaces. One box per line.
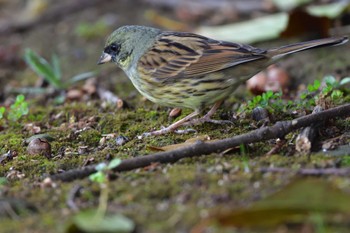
268, 36, 348, 60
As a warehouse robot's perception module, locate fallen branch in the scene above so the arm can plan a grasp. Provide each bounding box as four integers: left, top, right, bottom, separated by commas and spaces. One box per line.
50, 103, 350, 182
259, 167, 350, 176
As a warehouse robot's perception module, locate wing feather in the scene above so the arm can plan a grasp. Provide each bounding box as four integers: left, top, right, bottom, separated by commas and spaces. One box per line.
137, 32, 268, 79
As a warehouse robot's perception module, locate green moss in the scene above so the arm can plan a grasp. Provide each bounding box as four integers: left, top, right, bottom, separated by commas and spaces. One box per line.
0, 132, 25, 154
78, 128, 101, 146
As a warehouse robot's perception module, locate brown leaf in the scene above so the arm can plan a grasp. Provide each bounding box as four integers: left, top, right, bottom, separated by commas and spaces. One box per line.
193, 178, 350, 232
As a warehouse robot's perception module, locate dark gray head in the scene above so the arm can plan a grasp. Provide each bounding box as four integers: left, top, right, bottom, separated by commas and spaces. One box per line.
97, 25, 161, 70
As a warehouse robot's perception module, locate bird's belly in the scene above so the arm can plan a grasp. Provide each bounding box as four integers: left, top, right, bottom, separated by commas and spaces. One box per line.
129, 70, 241, 110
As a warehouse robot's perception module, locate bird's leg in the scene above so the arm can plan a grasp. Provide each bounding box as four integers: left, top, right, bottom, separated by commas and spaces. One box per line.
184, 100, 232, 126
202, 100, 224, 121
141, 110, 200, 137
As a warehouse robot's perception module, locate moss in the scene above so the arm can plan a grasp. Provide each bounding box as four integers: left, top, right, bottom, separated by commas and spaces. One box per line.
78, 128, 101, 146
0, 132, 25, 154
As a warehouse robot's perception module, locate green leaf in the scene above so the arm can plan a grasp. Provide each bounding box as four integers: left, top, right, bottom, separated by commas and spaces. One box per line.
95, 163, 107, 172
8, 95, 29, 121
107, 158, 122, 170
308, 80, 320, 92
66, 72, 95, 86
324, 75, 337, 86
0, 107, 5, 119
89, 171, 106, 184
339, 77, 350, 86
307, 2, 348, 19
24, 49, 62, 89
331, 90, 343, 100
66, 210, 134, 233
300, 93, 307, 100
16, 94, 25, 103
51, 54, 62, 81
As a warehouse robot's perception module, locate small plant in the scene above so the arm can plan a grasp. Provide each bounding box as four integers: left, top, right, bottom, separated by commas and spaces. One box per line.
24, 49, 94, 90
88, 158, 122, 219
299, 79, 321, 107
246, 90, 282, 111
89, 158, 122, 184
8, 94, 29, 121
321, 76, 350, 102
0, 94, 29, 123
67, 158, 135, 233
300, 76, 350, 107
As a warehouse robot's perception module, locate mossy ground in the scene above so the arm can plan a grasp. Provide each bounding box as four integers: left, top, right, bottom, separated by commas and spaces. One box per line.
1, 79, 350, 232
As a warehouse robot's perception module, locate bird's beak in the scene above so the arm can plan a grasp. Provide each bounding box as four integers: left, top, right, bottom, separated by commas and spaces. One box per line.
97, 52, 112, 65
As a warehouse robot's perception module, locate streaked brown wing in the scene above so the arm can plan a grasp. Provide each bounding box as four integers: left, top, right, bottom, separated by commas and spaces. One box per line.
137, 32, 268, 79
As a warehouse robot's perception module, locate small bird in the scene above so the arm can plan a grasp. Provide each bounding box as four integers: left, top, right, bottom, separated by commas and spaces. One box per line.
98, 25, 348, 136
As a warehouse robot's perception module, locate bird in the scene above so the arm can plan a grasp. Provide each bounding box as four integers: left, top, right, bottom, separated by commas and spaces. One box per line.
98, 25, 348, 136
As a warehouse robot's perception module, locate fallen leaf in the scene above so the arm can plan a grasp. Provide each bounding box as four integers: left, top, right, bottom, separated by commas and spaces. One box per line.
193, 178, 350, 232
66, 210, 134, 233
196, 13, 288, 43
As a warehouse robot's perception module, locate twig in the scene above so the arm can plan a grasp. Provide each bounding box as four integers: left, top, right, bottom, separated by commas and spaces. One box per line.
259, 167, 350, 176
265, 138, 287, 156
50, 103, 350, 182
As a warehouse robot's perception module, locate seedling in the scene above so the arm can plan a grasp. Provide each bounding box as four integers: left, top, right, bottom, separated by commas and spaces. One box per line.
0, 94, 29, 123
66, 158, 135, 233
244, 90, 282, 112
24, 49, 94, 91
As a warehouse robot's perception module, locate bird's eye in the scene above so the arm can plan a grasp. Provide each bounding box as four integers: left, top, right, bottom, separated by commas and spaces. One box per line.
110, 43, 119, 53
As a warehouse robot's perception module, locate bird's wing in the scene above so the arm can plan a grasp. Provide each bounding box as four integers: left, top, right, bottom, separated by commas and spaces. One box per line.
137, 32, 268, 79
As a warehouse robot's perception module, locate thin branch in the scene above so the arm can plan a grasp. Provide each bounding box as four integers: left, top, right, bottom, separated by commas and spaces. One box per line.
50, 103, 350, 182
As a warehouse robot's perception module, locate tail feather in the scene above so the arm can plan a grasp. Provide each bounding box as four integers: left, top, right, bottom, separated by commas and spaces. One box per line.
268, 36, 348, 59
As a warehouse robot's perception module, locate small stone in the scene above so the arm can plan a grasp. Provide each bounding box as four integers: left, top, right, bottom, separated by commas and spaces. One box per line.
115, 135, 129, 146
117, 99, 128, 109
6, 169, 25, 179
82, 78, 97, 95
252, 107, 270, 122
0, 150, 17, 164
27, 138, 51, 158
41, 177, 57, 188
78, 146, 89, 155
99, 136, 107, 146
66, 89, 83, 100
24, 123, 41, 134
169, 108, 182, 118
